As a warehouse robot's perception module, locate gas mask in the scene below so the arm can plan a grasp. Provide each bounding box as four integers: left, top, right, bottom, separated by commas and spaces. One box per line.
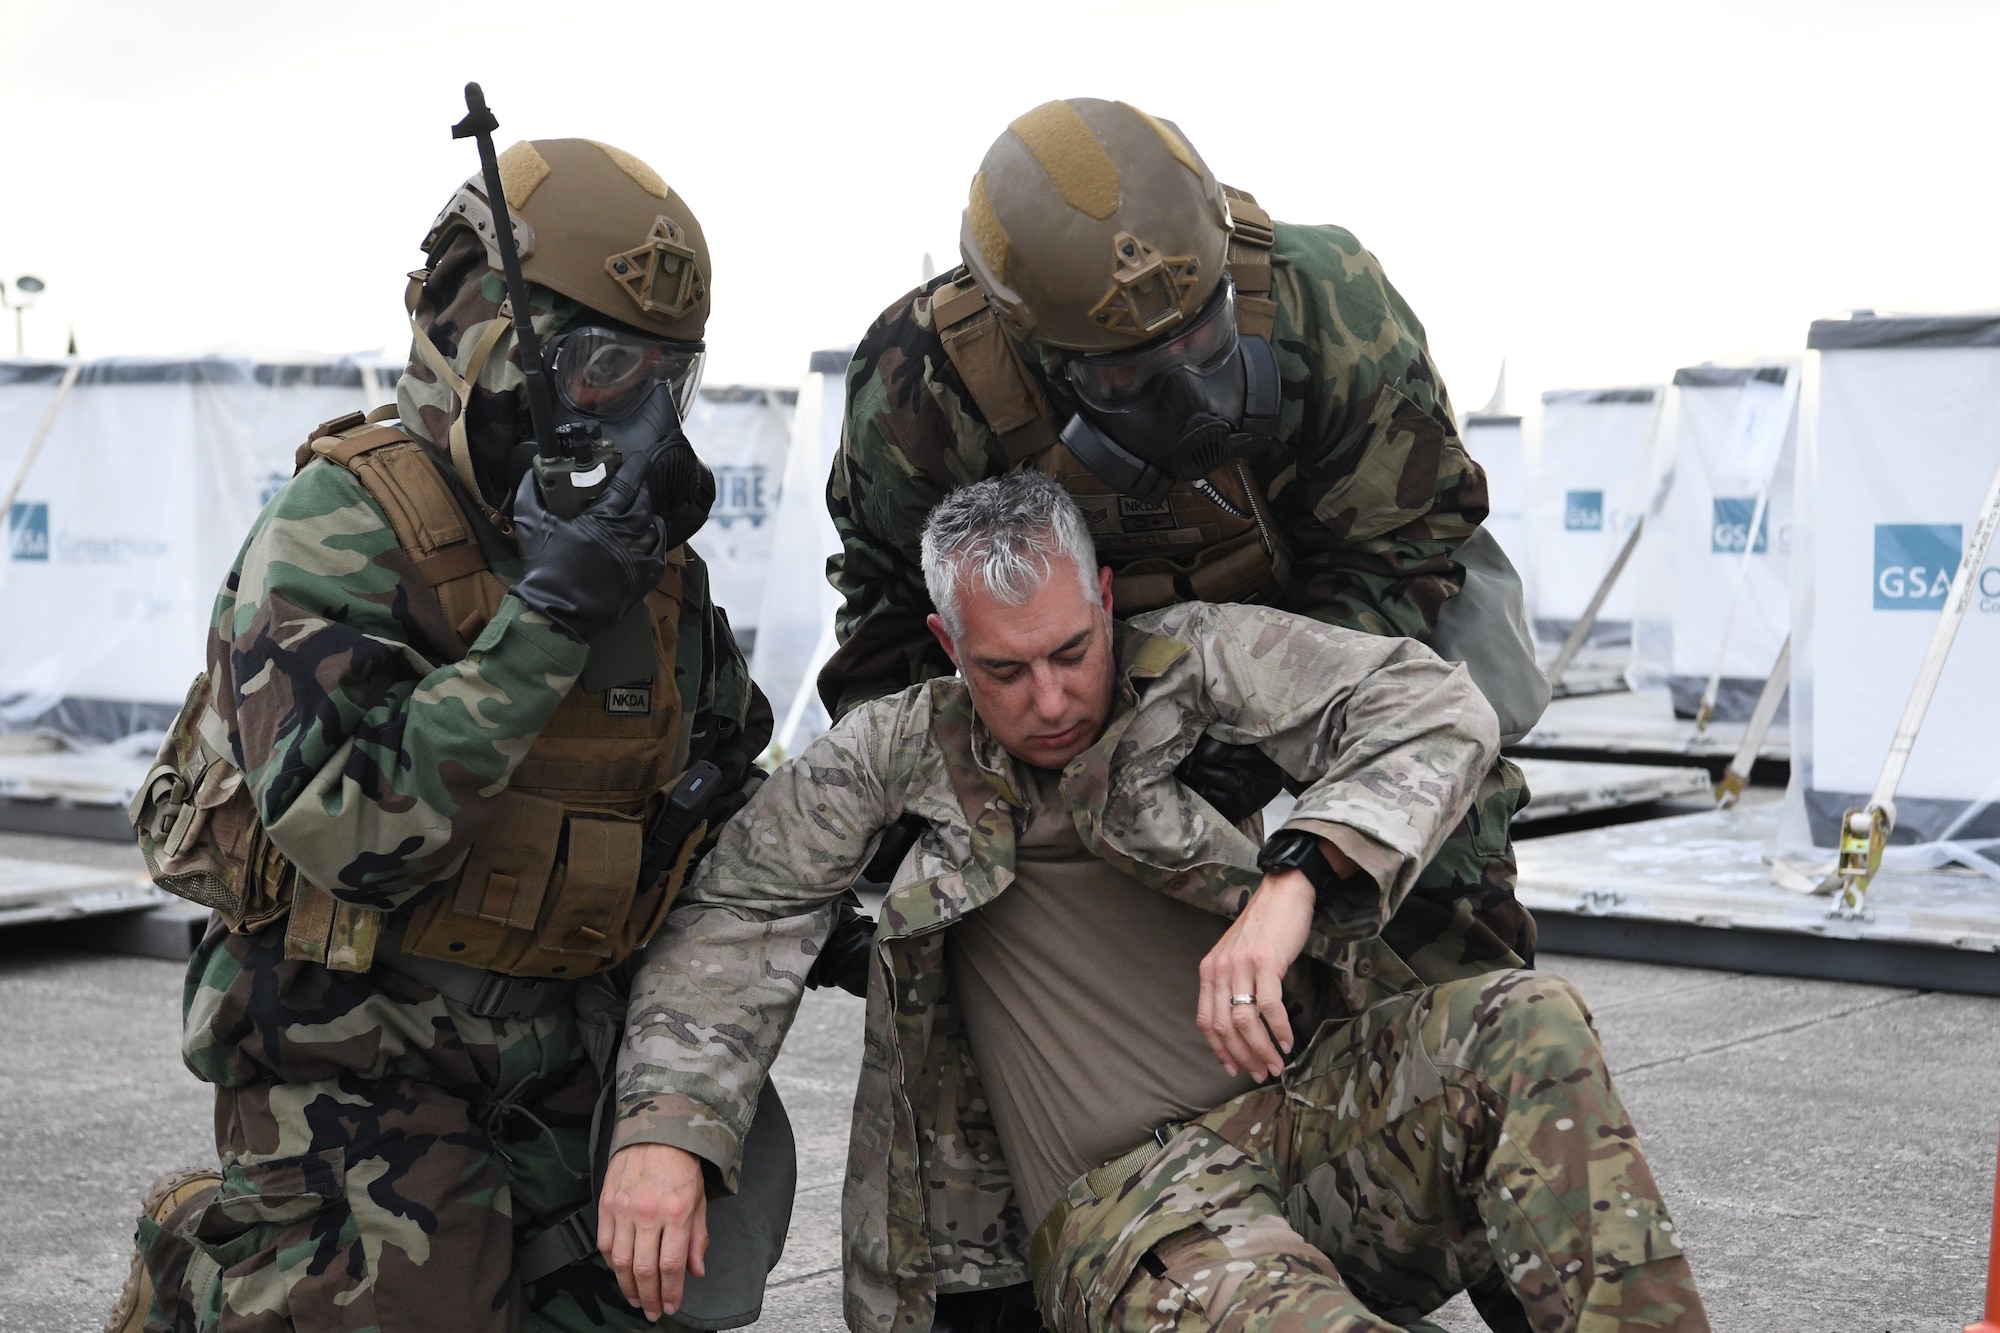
1057, 278, 1279, 505
506, 323, 716, 548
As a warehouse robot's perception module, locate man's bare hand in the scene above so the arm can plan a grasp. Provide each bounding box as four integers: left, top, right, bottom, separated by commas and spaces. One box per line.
598, 1142, 708, 1321
1197, 837, 1352, 1080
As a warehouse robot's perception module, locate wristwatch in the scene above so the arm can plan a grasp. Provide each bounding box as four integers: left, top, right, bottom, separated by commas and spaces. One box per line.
1256, 828, 1342, 900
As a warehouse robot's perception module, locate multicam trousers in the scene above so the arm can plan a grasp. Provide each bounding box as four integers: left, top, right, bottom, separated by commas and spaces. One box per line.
1034, 970, 1707, 1333
137, 920, 676, 1332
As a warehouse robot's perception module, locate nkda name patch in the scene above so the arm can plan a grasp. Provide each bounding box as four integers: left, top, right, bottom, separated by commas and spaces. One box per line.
605, 684, 653, 716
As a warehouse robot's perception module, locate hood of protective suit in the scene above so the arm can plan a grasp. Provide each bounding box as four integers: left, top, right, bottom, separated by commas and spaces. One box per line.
396, 227, 585, 507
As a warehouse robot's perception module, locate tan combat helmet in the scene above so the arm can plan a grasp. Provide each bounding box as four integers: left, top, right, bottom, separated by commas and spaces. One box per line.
960, 98, 1232, 353
424, 137, 710, 341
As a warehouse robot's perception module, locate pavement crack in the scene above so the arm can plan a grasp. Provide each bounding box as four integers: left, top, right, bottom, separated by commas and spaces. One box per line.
766, 1261, 842, 1290
1579, 972, 1753, 1016
1612, 989, 1925, 1076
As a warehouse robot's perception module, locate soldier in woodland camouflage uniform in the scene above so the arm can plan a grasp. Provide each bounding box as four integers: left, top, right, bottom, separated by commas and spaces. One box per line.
112, 140, 775, 1332
821, 98, 1546, 987
604, 475, 1705, 1333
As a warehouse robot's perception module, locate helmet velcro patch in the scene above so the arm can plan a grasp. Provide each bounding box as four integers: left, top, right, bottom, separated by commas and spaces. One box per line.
498, 141, 550, 209
1122, 103, 1202, 179
968, 173, 1010, 286
586, 139, 670, 200
1008, 101, 1120, 220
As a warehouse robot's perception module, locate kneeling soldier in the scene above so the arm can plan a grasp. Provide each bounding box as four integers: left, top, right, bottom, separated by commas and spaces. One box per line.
113, 132, 785, 1332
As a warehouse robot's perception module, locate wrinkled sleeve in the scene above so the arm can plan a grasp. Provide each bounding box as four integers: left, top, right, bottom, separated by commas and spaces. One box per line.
612, 691, 917, 1187
1165, 602, 1499, 953
1272, 225, 1488, 641
212, 462, 585, 912
820, 289, 1002, 720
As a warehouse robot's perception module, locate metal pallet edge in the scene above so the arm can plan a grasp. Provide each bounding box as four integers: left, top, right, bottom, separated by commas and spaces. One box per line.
1533, 910, 2000, 997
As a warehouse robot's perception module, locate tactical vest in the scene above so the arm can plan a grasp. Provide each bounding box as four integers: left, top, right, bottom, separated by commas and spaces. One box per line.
928, 187, 1290, 616
131, 410, 710, 979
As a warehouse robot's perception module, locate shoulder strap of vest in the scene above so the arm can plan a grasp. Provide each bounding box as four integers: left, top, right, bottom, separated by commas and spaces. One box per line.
1221, 185, 1277, 341
929, 269, 1064, 467
301, 417, 492, 591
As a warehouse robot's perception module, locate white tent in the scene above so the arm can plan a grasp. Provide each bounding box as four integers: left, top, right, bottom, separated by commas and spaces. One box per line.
1461, 412, 1534, 609
0, 353, 398, 739
1629, 362, 1799, 718
681, 385, 796, 655
1781, 311, 2000, 854
747, 349, 851, 759
1529, 386, 1663, 645
0, 353, 811, 743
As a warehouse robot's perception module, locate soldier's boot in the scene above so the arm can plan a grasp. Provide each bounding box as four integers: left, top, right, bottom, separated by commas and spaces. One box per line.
104, 1167, 220, 1333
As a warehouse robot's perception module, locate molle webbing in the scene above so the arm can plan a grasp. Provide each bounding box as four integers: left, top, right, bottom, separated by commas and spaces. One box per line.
930, 274, 1061, 466
1222, 188, 1276, 340
303, 417, 503, 657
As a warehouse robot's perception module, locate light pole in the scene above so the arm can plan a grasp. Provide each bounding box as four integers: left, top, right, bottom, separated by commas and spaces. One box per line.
1, 276, 45, 355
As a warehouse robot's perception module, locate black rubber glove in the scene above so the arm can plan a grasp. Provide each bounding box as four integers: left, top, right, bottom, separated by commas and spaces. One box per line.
1176, 735, 1290, 824
805, 890, 876, 998
511, 445, 669, 642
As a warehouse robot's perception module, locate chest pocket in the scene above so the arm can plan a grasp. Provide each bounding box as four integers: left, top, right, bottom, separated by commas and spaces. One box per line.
398, 561, 695, 978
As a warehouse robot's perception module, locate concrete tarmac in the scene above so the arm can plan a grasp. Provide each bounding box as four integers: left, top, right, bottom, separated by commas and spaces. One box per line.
1, 928, 1994, 1331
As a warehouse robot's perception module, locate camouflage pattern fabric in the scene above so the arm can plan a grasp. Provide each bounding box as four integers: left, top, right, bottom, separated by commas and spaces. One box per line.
1038, 967, 1706, 1333
820, 221, 1535, 976
397, 226, 584, 505
616, 602, 1500, 1333
139, 921, 680, 1332
822, 223, 1481, 715
134, 232, 767, 1329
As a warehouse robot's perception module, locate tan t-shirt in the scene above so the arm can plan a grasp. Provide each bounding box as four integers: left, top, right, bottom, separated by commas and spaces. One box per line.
946, 764, 1257, 1230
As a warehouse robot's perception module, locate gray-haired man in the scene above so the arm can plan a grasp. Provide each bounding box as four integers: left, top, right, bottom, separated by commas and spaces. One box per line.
597, 473, 1706, 1332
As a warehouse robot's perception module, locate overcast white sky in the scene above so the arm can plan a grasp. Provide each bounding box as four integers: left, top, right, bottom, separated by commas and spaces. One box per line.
1, 0, 1993, 419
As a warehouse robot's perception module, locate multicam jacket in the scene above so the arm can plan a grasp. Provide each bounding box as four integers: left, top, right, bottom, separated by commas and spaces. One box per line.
820, 223, 1486, 718
614, 602, 1499, 1333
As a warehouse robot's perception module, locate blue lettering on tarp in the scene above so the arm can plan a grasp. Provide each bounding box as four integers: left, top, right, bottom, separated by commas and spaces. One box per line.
1874, 523, 1960, 610
1711, 497, 1770, 554
710, 465, 771, 528
7, 502, 48, 562
1564, 490, 1603, 531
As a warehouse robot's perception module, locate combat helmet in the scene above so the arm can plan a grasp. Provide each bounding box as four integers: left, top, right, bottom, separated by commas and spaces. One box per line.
425, 137, 711, 342
959, 98, 1232, 352
400, 137, 716, 521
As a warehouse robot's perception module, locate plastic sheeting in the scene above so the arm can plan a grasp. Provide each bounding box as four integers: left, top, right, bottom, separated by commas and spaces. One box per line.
1781, 312, 2000, 858
0, 355, 397, 740
748, 350, 850, 760
1630, 363, 1798, 719
682, 386, 796, 654
1529, 387, 1663, 645
1461, 413, 1534, 610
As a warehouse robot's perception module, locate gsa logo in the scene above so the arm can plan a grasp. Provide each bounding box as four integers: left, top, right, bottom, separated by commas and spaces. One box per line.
1564, 490, 1604, 531
1874, 523, 1959, 610
1711, 497, 1769, 554
7, 502, 48, 562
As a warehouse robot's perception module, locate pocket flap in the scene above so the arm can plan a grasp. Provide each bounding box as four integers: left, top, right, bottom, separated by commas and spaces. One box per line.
196, 1150, 346, 1238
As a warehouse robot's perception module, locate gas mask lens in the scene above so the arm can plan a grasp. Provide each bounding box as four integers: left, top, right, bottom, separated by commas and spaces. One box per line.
547, 326, 706, 423
1065, 278, 1239, 413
